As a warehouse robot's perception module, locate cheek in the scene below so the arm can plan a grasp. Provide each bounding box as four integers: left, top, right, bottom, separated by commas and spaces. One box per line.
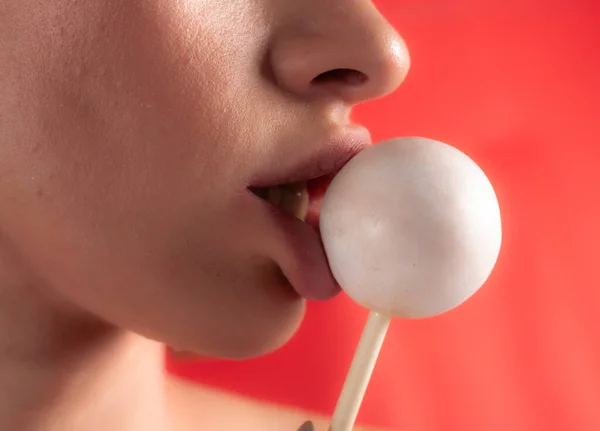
0, 2, 305, 357
6, 1, 280, 252
1, 3, 246, 237
0, 3, 253, 290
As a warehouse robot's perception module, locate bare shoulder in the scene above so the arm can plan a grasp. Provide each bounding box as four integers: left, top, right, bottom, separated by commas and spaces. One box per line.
167, 375, 389, 431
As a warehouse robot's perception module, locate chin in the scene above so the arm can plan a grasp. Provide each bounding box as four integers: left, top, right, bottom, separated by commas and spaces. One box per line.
192, 301, 306, 360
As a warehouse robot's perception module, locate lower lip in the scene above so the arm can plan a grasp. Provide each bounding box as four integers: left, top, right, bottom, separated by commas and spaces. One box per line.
245, 192, 340, 301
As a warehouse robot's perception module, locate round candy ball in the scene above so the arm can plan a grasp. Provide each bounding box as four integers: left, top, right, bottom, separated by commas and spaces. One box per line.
320, 137, 502, 318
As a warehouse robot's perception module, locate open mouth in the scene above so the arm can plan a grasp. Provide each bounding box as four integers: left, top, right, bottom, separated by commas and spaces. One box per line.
249, 181, 310, 221
249, 174, 336, 227
244, 126, 371, 300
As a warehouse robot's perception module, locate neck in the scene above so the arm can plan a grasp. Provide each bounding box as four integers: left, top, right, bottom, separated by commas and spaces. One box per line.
0, 257, 172, 431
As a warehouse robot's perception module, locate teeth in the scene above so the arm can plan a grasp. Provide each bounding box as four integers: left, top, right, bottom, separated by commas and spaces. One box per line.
266, 182, 309, 221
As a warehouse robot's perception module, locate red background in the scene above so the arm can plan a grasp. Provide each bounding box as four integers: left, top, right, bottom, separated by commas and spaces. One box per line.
168, 1, 600, 430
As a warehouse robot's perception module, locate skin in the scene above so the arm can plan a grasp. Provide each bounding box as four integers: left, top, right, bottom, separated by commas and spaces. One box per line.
0, 0, 408, 430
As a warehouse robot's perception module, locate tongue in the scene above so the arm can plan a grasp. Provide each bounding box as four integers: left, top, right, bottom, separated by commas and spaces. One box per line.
306, 174, 335, 229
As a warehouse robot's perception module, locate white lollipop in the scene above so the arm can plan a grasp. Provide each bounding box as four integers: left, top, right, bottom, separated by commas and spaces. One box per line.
320, 137, 502, 431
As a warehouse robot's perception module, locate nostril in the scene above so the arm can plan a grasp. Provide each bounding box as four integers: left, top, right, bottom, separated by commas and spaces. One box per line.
312, 68, 368, 86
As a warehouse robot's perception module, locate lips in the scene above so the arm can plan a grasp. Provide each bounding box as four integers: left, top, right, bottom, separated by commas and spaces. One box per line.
249, 125, 372, 188
248, 125, 372, 300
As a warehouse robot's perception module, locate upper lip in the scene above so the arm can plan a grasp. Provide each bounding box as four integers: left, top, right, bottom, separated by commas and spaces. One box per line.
248, 125, 372, 188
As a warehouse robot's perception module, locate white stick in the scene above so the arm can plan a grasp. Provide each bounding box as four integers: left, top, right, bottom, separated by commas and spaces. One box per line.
330, 311, 391, 431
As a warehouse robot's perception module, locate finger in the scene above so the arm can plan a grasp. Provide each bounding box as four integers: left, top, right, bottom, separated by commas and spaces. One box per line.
298, 421, 315, 431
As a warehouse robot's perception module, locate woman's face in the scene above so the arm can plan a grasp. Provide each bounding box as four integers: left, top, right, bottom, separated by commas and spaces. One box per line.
0, 0, 408, 358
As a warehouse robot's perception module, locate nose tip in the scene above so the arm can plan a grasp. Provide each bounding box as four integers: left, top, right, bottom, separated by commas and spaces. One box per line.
269, 5, 410, 105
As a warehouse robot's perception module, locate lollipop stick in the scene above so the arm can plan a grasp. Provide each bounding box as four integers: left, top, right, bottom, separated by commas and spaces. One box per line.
330, 311, 391, 431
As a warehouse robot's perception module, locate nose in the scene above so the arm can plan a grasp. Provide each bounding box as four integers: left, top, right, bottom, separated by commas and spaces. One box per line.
268, 1, 410, 105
